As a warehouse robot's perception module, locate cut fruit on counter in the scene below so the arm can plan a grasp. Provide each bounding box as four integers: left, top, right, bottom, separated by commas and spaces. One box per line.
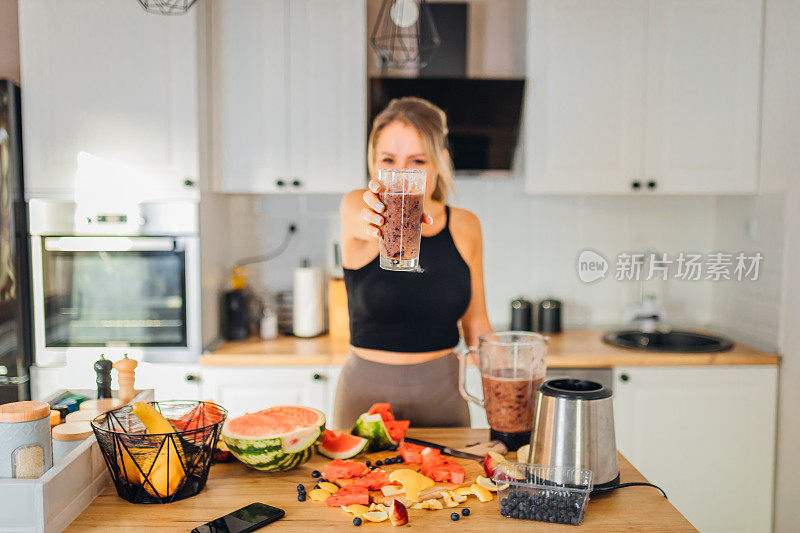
319, 430, 369, 459
351, 403, 410, 451
221, 406, 325, 472
323, 458, 369, 480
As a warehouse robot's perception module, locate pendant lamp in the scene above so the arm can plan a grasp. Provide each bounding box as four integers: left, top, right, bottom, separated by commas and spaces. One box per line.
370, 0, 441, 69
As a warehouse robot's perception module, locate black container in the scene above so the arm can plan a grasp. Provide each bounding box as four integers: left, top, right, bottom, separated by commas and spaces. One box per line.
510, 298, 534, 331
222, 289, 249, 340
91, 401, 227, 504
537, 299, 562, 333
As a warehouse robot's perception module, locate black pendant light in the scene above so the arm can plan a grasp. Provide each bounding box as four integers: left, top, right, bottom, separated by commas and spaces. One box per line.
371, 0, 441, 69
137, 0, 197, 15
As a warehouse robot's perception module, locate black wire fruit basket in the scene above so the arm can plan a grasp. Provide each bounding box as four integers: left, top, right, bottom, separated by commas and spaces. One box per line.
91, 400, 227, 504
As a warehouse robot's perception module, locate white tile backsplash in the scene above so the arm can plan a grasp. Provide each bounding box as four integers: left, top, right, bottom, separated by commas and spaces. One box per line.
218, 177, 720, 330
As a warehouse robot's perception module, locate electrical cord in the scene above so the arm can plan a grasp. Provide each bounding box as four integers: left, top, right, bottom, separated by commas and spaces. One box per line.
234, 224, 297, 267
592, 482, 668, 499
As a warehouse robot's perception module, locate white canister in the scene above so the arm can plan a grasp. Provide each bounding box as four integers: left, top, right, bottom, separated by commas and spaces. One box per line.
293, 260, 325, 337
0, 401, 53, 478
52, 422, 93, 464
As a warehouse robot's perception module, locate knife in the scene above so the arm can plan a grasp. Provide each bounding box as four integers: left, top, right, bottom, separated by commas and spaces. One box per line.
402, 437, 486, 462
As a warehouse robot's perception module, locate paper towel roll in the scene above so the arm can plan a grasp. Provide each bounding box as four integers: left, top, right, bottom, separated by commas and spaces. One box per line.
293, 263, 325, 337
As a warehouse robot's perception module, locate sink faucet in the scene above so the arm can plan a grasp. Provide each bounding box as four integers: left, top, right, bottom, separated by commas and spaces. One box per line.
623, 250, 666, 333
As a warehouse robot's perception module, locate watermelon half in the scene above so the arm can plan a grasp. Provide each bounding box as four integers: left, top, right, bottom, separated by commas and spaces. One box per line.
318, 430, 369, 460
222, 406, 325, 472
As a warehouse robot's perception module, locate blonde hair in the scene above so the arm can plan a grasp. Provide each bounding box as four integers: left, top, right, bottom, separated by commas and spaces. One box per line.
367, 97, 455, 203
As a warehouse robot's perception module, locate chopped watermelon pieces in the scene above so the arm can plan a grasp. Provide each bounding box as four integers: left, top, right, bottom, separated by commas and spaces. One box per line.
384, 420, 410, 442
351, 469, 398, 490
322, 459, 369, 480
398, 441, 426, 464
367, 403, 394, 421
325, 484, 369, 507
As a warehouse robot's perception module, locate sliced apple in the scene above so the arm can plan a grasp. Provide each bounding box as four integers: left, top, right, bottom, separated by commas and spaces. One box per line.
361, 510, 389, 522
381, 485, 405, 497
410, 503, 425, 510
389, 499, 409, 526
516, 444, 531, 463
449, 490, 468, 503
441, 491, 459, 508
483, 450, 506, 478
421, 498, 444, 510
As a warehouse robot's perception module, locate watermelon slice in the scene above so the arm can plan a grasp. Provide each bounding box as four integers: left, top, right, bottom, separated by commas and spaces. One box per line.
351, 468, 398, 490
419, 446, 466, 484
318, 430, 368, 460
323, 458, 369, 480
351, 403, 410, 451
221, 406, 325, 472
325, 484, 369, 507
398, 441, 426, 464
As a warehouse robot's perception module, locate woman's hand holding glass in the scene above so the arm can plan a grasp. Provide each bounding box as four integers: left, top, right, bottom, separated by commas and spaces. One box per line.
360, 179, 433, 239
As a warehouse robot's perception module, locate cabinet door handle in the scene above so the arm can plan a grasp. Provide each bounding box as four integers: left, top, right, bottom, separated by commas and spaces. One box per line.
631, 180, 641, 190
312, 373, 323, 381
619, 373, 630, 382
185, 374, 201, 383
647, 180, 657, 190
276, 179, 286, 187
292, 178, 302, 187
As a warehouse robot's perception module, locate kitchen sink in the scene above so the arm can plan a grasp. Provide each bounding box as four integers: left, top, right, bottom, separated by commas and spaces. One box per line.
602, 330, 734, 353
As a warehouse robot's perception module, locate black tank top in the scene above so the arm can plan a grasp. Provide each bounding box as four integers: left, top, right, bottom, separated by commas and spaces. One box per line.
343, 206, 472, 352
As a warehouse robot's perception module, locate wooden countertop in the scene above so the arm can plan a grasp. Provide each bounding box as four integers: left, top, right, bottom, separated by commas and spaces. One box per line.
66, 428, 695, 532
202, 329, 779, 367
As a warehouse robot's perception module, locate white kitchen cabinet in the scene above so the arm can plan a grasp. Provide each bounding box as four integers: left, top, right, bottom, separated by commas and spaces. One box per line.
613, 365, 777, 533
526, 0, 762, 195
211, 0, 366, 194
201, 366, 339, 421
18, 0, 200, 199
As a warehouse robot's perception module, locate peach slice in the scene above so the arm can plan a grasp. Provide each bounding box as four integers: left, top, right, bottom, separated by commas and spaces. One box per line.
516, 444, 531, 464
361, 510, 389, 522
476, 475, 501, 492
389, 499, 409, 526
380, 485, 405, 497
470, 483, 494, 502
449, 490, 468, 503
309, 488, 331, 501
453, 486, 474, 497
317, 481, 339, 493
341, 504, 370, 516
442, 491, 459, 508
388, 469, 434, 503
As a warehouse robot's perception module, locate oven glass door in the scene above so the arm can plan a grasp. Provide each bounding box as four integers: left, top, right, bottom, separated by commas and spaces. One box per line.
40, 236, 187, 347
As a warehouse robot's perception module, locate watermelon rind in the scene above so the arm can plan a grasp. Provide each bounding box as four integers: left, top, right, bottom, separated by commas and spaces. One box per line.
318, 431, 369, 460
221, 406, 325, 472
351, 412, 398, 451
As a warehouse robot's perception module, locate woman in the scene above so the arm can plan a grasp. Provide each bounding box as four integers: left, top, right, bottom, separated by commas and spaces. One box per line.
333, 97, 492, 429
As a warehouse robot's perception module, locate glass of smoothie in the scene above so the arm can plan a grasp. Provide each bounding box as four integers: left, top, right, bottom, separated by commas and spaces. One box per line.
458, 331, 549, 451
377, 168, 427, 271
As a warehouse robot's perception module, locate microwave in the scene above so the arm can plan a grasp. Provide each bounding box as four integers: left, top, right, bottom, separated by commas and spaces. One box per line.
28, 199, 201, 366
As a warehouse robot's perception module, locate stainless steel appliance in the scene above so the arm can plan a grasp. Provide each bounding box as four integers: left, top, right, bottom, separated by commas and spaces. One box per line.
529, 378, 620, 488
28, 199, 200, 365
0, 80, 34, 403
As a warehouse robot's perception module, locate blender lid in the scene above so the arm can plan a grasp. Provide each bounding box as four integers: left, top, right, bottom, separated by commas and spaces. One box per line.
539, 379, 611, 400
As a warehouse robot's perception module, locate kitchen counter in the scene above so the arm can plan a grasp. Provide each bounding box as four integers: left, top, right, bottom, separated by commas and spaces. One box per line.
202, 329, 779, 367
65, 428, 695, 532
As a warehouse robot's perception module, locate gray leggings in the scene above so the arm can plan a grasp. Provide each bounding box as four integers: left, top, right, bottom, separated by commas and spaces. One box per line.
332, 351, 471, 430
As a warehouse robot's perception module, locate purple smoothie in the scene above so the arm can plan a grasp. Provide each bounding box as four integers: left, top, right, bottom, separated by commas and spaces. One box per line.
379, 191, 424, 263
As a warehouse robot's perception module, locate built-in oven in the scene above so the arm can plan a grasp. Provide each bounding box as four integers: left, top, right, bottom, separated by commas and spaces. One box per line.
28, 199, 200, 365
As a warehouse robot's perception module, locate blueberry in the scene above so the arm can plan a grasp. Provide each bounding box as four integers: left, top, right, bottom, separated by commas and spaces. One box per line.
365, 461, 371, 468
375, 460, 383, 466
384, 458, 394, 465
461, 508, 470, 516
297, 493, 306, 502
296, 483, 305, 491
311, 470, 321, 478
389, 445, 398, 451
353, 517, 362, 526
450, 512, 460, 521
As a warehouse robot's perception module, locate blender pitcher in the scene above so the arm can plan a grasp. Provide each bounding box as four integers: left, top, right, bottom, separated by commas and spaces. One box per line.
458, 331, 548, 451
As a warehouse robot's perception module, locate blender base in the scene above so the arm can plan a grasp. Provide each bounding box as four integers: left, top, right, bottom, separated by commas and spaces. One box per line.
490, 429, 531, 452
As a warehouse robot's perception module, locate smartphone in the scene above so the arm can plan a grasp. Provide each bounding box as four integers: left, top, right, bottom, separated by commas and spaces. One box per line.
191, 503, 285, 533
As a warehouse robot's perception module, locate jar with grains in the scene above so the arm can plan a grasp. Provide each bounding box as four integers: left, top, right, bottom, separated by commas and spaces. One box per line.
0, 401, 53, 478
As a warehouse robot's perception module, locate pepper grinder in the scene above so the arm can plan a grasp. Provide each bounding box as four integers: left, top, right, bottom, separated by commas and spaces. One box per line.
113, 355, 138, 404
93, 355, 113, 399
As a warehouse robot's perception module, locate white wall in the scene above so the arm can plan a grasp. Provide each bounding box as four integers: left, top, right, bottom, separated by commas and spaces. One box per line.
223, 185, 717, 331
709, 0, 800, 529
0, 0, 20, 83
